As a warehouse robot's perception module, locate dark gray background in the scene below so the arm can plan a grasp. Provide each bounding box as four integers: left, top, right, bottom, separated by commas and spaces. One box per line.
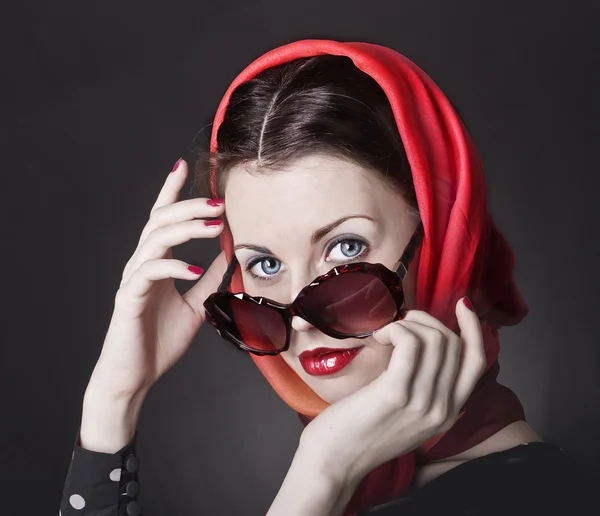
1, 1, 599, 514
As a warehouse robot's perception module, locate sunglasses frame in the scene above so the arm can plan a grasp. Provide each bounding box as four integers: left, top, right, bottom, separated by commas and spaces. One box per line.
203, 221, 424, 356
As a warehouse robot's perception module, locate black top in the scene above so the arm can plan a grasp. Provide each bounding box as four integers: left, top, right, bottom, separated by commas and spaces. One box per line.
359, 441, 593, 516
59, 432, 592, 516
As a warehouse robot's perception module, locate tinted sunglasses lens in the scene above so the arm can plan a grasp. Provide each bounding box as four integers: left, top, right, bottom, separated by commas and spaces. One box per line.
226, 297, 287, 352
300, 272, 397, 334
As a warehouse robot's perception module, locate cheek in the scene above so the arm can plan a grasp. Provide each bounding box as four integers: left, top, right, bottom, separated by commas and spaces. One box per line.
360, 339, 395, 373
279, 349, 297, 369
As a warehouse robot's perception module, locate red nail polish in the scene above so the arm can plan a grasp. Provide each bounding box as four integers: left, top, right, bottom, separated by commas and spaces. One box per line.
188, 265, 204, 275
463, 296, 474, 311
204, 219, 222, 226
207, 198, 224, 206
170, 158, 182, 173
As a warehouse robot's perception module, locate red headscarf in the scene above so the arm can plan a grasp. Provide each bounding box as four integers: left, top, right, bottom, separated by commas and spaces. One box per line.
209, 39, 528, 514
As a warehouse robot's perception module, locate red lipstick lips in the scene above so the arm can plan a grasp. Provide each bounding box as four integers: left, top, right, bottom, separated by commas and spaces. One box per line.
298, 346, 365, 376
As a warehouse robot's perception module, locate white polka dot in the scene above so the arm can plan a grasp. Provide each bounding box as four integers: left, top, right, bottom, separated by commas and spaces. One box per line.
109, 468, 122, 481
69, 494, 85, 510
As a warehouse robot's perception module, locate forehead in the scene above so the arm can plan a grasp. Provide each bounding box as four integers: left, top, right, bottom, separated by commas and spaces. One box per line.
224, 154, 394, 241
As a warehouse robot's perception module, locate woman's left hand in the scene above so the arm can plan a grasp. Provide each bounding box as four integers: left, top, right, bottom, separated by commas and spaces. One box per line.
299, 297, 486, 487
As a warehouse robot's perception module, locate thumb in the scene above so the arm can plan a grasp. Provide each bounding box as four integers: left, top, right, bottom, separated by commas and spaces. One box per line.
452, 297, 486, 407
183, 250, 229, 313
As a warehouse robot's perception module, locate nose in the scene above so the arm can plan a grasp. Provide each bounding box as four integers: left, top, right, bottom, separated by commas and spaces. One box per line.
291, 315, 314, 332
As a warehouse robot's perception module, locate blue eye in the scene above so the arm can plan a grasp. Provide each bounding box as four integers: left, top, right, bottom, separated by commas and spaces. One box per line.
326, 238, 369, 262
244, 237, 369, 283
246, 257, 281, 280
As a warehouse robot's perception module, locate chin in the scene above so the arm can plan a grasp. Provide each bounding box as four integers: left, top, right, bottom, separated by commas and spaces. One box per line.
309, 378, 370, 404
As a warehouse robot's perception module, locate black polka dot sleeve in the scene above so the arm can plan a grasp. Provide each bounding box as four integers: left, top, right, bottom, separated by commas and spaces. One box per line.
59, 427, 142, 516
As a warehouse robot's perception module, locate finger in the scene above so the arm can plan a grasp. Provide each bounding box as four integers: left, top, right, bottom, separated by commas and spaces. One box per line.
372, 317, 412, 347
432, 330, 462, 422
400, 320, 447, 413
127, 219, 224, 281
119, 258, 205, 302
128, 158, 189, 258
402, 309, 456, 336
183, 250, 230, 315
373, 322, 421, 407
451, 297, 486, 409
402, 310, 462, 400
150, 158, 188, 215
140, 197, 225, 244
400, 310, 461, 404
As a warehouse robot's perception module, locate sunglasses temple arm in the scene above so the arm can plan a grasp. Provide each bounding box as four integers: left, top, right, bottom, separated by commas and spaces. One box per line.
394, 221, 424, 279
218, 255, 239, 292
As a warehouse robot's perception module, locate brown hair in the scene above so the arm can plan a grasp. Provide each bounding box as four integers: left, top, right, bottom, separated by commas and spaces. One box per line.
194, 54, 419, 222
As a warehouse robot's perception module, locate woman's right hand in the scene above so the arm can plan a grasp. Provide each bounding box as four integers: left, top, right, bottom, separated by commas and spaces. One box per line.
86, 158, 228, 402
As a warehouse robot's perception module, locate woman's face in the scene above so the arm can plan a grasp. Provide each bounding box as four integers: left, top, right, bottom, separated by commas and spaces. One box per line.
224, 153, 420, 403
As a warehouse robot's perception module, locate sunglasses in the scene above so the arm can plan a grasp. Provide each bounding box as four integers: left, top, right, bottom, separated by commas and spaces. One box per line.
203, 221, 424, 356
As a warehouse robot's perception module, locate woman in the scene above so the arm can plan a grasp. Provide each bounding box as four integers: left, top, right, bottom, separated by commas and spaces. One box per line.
59, 40, 585, 516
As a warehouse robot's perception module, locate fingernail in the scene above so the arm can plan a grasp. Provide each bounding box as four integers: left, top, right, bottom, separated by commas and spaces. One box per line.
188, 265, 204, 275
463, 296, 474, 311
204, 219, 222, 226
207, 198, 224, 206
170, 158, 182, 173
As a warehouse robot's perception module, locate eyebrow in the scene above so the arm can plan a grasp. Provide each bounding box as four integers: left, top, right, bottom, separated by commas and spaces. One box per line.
233, 215, 375, 254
